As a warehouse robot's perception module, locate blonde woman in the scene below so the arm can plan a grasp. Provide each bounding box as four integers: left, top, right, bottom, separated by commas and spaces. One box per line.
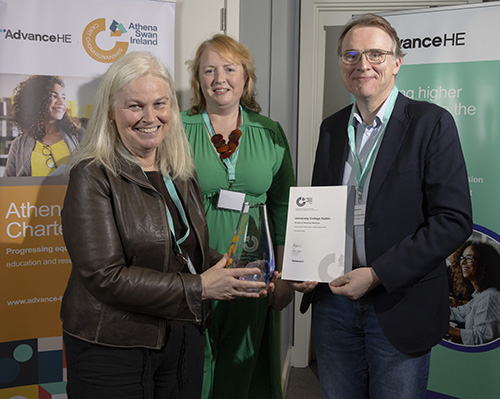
61, 51, 270, 399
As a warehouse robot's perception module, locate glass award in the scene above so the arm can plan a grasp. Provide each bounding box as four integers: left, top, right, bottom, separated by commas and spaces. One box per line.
226, 202, 275, 284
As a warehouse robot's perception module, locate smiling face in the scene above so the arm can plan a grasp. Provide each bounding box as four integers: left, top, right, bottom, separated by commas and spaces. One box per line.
340, 26, 401, 108
198, 46, 246, 113
461, 246, 479, 283
47, 83, 67, 121
111, 74, 171, 165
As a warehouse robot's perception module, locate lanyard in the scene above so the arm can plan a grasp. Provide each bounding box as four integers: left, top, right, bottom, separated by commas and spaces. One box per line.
162, 175, 190, 254
143, 172, 196, 274
347, 85, 399, 199
202, 105, 243, 182
163, 176, 197, 274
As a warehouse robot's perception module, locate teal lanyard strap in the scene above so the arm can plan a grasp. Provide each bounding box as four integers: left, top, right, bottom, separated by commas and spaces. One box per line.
162, 176, 190, 255
202, 105, 243, 182
347, 85, 399, 198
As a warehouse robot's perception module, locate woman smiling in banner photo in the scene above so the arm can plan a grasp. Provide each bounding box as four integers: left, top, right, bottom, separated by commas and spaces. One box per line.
5, 75, 84, 177
448, 239, 500, 345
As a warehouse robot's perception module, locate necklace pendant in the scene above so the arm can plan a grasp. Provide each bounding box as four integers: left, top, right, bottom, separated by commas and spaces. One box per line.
209, 111, 242, 160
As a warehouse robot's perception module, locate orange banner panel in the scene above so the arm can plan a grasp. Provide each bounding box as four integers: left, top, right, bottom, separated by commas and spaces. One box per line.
1, 184, 71, 342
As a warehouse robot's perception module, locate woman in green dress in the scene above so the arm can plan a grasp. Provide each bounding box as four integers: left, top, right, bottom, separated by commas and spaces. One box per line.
182, 34, 295, 399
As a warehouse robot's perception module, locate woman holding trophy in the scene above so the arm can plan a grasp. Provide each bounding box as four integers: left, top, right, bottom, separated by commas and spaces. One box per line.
182, 34, 295, 399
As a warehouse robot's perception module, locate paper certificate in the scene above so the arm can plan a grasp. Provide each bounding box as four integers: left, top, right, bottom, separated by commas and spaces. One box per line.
282, 186, 354, 282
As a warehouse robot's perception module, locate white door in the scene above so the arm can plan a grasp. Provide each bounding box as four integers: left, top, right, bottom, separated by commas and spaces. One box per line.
174, 0, 239, 111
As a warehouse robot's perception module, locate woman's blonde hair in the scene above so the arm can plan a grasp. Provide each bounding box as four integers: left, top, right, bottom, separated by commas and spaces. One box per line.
186, 34, 261, 115
69, 51, 194, 180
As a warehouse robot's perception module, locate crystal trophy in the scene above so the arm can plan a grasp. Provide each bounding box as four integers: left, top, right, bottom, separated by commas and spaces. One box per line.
226, 202, 275, 284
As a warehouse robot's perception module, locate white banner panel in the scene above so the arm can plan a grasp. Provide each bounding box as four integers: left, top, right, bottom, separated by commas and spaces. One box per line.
387, 3, 500, 65
0, 0, 175, 77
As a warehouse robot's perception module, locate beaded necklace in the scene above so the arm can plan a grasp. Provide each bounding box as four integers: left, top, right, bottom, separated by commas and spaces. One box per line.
208, 110, 242, 159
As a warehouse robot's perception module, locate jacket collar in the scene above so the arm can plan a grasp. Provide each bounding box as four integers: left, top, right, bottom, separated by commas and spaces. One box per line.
367, 93, 410, 203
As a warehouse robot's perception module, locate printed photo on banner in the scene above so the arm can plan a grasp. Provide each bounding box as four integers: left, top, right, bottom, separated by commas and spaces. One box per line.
445, 228, 500, 347
0, 0, 175, 179
0, 74, 97, 177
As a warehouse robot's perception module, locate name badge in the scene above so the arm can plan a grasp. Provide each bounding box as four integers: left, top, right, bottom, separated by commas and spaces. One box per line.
217, 189, 246, 212
354, 204, 366, 226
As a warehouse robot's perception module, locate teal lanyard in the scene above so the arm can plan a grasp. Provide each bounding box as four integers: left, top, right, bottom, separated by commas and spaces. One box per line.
162, 175, 190, 256
202, 105, 243, 182
347, 85, 399, 198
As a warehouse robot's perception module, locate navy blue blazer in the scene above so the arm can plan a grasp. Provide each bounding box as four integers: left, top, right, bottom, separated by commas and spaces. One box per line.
302, 93, 473, 354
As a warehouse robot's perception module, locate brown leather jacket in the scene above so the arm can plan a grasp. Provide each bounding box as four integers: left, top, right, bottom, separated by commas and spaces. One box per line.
60, 160, 216, 349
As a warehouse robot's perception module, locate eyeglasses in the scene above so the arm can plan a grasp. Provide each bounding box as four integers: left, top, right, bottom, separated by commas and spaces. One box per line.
42, 144, 58, 169
459, 255, 475, 263
341, 49, 394, 65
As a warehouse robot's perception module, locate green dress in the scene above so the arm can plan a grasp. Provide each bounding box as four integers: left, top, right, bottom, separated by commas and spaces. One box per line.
182, 108, 295, 399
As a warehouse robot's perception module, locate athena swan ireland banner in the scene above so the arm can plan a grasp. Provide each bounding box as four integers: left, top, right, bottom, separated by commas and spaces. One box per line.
385, 3, 500, 398
0, 0, 175, 397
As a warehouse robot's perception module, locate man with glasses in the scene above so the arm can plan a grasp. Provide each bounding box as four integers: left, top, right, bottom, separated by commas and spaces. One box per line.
291, 13, 472, 398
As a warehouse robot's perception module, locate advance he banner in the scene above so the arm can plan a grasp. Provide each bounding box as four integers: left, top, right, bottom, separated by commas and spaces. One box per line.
0, 0, 175, 397
385, 3, 500, 399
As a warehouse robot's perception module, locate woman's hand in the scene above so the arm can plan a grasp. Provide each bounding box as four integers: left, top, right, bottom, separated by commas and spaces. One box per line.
449, 297, 468, 307
268, 246, 294, 310
448, 325, 462, 343
201, 255, 268, 300
266, 271, 279, 294
271, 279, 295, 311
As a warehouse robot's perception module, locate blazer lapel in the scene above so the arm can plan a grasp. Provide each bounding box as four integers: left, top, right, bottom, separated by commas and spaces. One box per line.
314, 106, 350, 186
331, 119, 349, 185
367, 94, 410, 204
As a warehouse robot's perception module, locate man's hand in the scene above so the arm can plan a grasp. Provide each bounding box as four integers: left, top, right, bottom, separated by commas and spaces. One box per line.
329, 267, 380, 300
288, 280, 318, 294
